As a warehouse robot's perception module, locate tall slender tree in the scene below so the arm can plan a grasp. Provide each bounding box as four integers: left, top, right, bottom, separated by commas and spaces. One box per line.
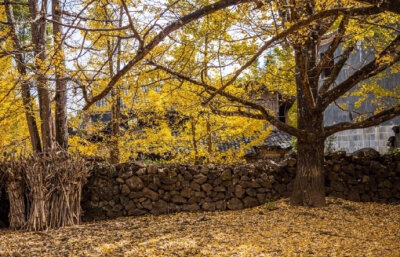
4, 0, 42, 153
28, 0, 53, 152
52, 0, 68, 149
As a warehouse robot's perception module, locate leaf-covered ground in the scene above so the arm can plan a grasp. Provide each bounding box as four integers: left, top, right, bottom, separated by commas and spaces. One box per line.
0, 198, 399, 256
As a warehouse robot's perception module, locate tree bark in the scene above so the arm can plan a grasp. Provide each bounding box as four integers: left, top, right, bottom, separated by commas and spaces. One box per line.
291, 44, 326, 207
290, 137, 326, 207
4, 0, 42, 153
107, 34, 121, 164
29, 0, 53, 152
52, 0, 68, 149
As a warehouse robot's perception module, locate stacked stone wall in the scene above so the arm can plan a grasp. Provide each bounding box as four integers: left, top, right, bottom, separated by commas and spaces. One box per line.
82, 151, 400, 220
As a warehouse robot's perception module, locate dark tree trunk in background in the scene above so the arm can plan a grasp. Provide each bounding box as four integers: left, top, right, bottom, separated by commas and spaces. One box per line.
21, 82, 43, 153
29, 0, 53, 152
52, 0, 68, 149
107, 36, 121, 164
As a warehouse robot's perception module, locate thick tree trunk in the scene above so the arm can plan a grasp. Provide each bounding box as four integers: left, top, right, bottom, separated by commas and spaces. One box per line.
290, 138, 326, 206
290, 37, 327, 207
29, 0, 53, 152
52, 0, 68, 149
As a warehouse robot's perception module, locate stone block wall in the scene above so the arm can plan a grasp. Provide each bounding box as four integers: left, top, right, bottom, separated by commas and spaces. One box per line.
82, 151, 400, 221
330, 125, 396, 153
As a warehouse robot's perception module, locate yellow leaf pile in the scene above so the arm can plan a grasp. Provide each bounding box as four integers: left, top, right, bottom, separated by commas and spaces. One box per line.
0, 197, 399, 256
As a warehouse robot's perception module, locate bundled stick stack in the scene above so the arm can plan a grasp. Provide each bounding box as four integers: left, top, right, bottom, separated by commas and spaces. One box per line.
0, 151, 89, 231
2, 159, 26, 229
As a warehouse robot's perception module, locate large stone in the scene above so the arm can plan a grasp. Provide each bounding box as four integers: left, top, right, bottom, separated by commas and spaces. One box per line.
143, 187, 159, 201
194, 174, 208, 184
182, 203, 200, 212
121, 185, 130, 196
126, 176, 144, 191
256, 193, 266, 203
128, 191, 143, 199
227, 198, 243, 210
180, 187, 192, 198
119, 195, 130, 206
202, 202, 216, 211
331, 181, 345, 192
172, 195, 187, 204
194, 191, 206, 198
147, 165, 158, 174
120, 170, 133, 179
152, 200, 168, 215
234, 185, 245, 198
213, 193, 225, 201
190, 181, 201, 191
221, 169, 232, 180
246, 188, 257, 197
214, 186, 226, 192
142, 199, 152, 210
201, 166, 210, 174
216, 200, 227, 210
201, 183, 213, 192
239, 180, 252, 188
161, 177, 177, 185
137, 168, 147, 176
128, 208, 147, 216
348, 190, 360, 202
116, 177, 125, 184
243, 196, 259, 208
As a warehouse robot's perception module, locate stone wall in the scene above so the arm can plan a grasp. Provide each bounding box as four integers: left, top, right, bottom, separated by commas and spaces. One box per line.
82, 150, 400, 221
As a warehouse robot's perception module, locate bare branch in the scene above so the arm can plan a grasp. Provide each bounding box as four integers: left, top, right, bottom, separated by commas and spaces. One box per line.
325, 105, 400, 136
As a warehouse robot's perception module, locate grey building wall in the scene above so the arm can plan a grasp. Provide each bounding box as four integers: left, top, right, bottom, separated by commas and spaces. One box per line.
322, 42, 400, 153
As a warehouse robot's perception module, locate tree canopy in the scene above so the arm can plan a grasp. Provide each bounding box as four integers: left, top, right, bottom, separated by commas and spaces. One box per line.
0, 0, 399, 206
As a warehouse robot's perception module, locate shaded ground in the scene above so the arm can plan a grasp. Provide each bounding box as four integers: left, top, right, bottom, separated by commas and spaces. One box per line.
0, 198, 399, 256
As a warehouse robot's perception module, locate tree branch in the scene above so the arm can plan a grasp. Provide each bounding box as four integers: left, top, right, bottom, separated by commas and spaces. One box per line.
83, 0, 252, 111
321, 34, 400, 109
202, 5, 383, 105
147, 60, 304, 138
325, 104, 400, 136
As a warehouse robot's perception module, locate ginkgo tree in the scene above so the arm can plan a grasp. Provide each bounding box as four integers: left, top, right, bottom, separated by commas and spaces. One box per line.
147, 0, 400, 206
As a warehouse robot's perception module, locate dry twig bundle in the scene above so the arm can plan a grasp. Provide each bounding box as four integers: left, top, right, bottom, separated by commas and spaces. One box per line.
1, 158, 26, 230
1, 150, 89, 231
